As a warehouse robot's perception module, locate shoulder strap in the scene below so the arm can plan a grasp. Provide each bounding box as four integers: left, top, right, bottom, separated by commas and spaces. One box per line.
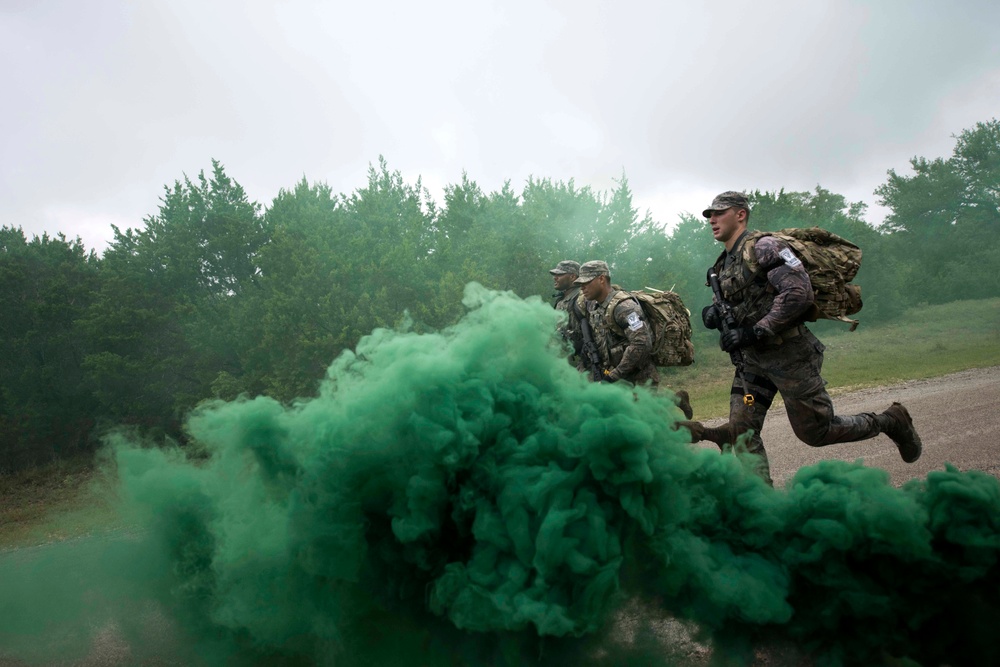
719, 231, 770, 302
740, 231, 768, 272
605, 291, 639, 337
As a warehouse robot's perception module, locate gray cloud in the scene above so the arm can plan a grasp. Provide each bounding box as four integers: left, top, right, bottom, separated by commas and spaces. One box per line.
2, 0, 998, 251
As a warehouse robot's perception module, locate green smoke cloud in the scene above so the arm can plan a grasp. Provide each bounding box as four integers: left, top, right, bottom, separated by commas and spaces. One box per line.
1, 284, 998, 666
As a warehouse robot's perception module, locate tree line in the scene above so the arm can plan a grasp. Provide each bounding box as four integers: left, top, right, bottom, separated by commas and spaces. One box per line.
2, 120, 997, 471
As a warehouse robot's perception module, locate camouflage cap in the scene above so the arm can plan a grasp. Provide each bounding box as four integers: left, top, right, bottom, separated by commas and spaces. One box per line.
702, 191, 750, 218
548, 260, 580, 276
573, 260, 610, 284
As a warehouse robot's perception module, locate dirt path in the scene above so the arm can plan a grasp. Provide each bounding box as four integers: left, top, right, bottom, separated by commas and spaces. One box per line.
697, 365, 1000, 487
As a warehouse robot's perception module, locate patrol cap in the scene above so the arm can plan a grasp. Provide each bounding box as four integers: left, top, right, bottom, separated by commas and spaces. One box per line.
548, 260, 580, 276
702, 191, 750, 218
573, 260, 610, 284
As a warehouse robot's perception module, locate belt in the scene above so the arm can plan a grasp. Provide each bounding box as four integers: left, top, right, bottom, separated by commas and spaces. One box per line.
763, 324, 806, 346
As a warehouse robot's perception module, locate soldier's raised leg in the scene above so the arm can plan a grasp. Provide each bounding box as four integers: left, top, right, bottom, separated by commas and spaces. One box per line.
768, 337, 923, 462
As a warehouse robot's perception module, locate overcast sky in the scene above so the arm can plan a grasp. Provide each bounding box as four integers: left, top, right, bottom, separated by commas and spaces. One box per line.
2, 0, 998, 253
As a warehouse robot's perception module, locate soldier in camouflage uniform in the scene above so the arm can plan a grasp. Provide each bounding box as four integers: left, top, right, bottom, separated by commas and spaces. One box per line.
573, 261, 693, 418
549, 260, 583, 348
574, 260, 658, 385
696, 191, 923, 485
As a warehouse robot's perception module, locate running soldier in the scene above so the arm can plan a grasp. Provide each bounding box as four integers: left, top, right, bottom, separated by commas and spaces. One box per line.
697, 191, 922, 485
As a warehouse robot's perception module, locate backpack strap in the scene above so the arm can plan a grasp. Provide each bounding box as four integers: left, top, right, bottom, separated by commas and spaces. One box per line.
721, 231, 769, 301
570, 292, 583, 320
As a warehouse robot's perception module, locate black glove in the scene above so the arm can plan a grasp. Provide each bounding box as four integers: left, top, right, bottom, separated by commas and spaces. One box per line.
702, 304, 721, 330
720, 326, 759, 352
602, 369, 618, 383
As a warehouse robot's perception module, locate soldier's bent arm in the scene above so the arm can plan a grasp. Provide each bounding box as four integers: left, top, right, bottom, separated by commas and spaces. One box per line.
609, 300, 653, 380
753, 236, 814, 334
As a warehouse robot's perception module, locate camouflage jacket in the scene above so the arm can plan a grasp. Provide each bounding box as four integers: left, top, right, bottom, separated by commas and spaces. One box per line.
711, 231, 814, 336
585, 289, 659, 385
554, 286, 584, 350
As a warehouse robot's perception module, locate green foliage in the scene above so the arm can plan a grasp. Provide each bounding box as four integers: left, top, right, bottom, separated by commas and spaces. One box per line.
78, 160, 267, 441
876, 118, 1000, 304
0, 229, 99, 470
228, 177, 350, 401
3, 118, 999, 470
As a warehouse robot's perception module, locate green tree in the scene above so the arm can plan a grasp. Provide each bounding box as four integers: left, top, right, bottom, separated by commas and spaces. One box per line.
80, 161, 267, 437
231, 161, 466, 403
228, 178, 357, 401
337, 158, 443, 328
0, 228, 100, 469
590, 173, 655, 288
876, 119, 1000, 304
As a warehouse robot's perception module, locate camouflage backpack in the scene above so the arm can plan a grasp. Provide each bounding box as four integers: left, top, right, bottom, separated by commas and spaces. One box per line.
744, 227, 864, 330
607, 288, 695, 367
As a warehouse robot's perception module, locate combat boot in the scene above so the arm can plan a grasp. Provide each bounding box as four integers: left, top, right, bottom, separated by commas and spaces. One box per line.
677, 421, 731, 450
876, 402, 922, 463
675, 390, 694, 420
699, 424, 733, 451
676, 420, 704, 443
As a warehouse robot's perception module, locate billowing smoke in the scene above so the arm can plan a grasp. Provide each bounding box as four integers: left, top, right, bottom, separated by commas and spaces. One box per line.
1, 284, 997, 666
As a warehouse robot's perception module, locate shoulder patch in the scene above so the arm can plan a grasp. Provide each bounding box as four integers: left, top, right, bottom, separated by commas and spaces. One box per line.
779, 247, 803, 268
626, 311, 644, 331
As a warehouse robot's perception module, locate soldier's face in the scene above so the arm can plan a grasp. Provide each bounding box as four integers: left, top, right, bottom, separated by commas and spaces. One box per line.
708, 207, 744, 245
553, 273, 576, 291
580, 276, 604, 301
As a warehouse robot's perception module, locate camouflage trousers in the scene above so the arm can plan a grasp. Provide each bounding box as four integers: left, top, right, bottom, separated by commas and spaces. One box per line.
727, 327, 880, 486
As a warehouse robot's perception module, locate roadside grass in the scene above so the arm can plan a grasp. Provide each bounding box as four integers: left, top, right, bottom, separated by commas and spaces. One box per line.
663, 298, 1000, 419
2, 298, 998, 550
0, 454, 122, 551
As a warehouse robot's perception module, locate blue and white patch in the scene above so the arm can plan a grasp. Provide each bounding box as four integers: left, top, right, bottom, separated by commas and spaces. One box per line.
779, 248, 803, 268
626, 311, 644, 331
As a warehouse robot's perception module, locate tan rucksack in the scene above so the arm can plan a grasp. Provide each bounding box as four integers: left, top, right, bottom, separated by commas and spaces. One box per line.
607, 288, 695, 367
744, 227, 863, 330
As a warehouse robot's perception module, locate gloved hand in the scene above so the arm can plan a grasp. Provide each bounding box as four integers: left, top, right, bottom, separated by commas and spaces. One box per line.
702, 304, 721, 330
720, 326, 759, 352
602, 369, 619, 383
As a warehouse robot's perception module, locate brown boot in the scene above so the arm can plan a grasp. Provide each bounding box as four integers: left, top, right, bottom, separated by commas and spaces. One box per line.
678, 421, 732, 450
675, 390, 694, 420
700, 424, 733, 451
676, 420, 704, 443
877, 402, 922, 463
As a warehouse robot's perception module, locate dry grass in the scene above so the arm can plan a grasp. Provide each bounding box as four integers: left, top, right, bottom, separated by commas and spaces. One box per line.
0, 454, 121, 551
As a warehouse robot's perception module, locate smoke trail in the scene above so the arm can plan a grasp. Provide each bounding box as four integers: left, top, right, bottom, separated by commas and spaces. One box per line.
1, 284, 997, 666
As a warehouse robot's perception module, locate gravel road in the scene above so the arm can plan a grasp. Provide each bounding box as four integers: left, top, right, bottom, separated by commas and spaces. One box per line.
697, 365, 1000, 488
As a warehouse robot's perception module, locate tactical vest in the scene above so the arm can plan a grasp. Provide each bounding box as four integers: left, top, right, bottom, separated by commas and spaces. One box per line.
711, 234, 775, 327
585, 291, 661, 384
591, 293, 627, 368
554, 286, 581, 313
